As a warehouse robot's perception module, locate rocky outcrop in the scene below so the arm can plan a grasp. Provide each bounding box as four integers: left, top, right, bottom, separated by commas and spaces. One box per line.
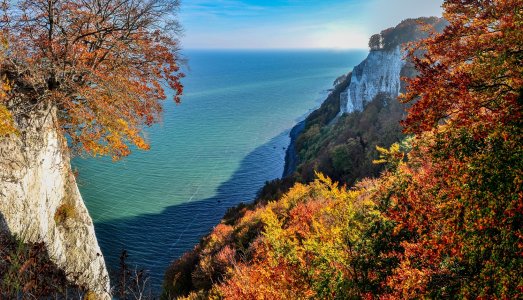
0, 104, 110, 298
340, 46, 405, 114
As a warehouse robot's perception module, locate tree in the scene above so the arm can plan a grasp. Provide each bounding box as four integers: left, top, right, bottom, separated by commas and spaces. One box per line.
216, 174, 380, 300
165, 2, 522, 298
368, 33, 382, 50
400, 0, 522, 134
0, 0, 184, 159
379, 1, 523, 297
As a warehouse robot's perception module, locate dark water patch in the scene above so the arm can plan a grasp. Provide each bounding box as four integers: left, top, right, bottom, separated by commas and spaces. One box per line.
94, 130, 290, 291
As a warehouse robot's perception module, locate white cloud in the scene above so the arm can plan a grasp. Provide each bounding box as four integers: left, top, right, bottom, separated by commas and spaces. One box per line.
180, 0, 445, 49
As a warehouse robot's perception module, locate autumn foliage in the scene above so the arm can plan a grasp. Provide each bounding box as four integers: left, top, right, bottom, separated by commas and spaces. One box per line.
401, 0, 522, 134
0, 0, 183, 158
0, 33, 16, 136
384, 0, 523, 297
0, 230, 87, 297
164, 175, 384, 299
165, 1, 522, 299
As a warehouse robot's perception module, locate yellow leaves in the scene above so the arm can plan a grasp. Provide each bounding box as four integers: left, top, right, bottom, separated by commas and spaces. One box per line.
207, 224, 233, 251
83, 291, 97, 300
82, 117, 150, 160
0, 76, 10, 97
373, 139, 414, 170
0, 33, 7, 48
0, 104, 17, 137
54, 203, 76, 224
373, 143, 402, 165
176, 172, 388, 298
253, 173, 380, 295
0, 36, 16, 137
315, 171, 335, 187
0, 32, 7, 62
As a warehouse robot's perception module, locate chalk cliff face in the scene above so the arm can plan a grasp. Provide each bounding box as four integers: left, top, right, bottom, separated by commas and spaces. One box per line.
340, 46, 405, 114
0, 105, 110, 298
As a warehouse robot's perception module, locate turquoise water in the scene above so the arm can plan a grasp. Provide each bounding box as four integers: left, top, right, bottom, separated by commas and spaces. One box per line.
73, 49, 367, 289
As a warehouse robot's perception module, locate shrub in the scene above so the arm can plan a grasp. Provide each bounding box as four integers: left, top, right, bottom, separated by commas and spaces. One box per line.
54, 203, 76, 224
0, 230, 86, 297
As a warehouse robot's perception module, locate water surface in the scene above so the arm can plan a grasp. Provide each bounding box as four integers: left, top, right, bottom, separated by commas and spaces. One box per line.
73, 49, 367, 289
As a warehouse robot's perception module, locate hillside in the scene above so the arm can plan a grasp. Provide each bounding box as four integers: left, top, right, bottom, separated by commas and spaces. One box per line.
161, 17, 432, 298
258, 17, 441, 204
162, 2, 522, 298
293, 17, 445, 186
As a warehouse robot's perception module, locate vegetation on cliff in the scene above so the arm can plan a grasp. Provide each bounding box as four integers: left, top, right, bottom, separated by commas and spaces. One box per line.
0, 0, 184, 297
368, 17, 447, 51
295, 92, 407, 187
164, 1, 522, 298
0, 0, 183, 159
0, 231, 88, 298
292, 17, 449, 188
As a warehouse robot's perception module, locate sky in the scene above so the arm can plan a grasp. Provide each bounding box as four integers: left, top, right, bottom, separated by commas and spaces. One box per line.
179, 0, 444, 50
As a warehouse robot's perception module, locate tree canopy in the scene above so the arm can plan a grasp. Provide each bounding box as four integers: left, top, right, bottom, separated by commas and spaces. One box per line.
0, 0, 184, 159
401, 0, 522, 134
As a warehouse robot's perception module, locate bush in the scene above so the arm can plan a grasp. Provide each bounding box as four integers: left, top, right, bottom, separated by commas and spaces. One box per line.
54, 203, 76, 224
0, 230, 86, 297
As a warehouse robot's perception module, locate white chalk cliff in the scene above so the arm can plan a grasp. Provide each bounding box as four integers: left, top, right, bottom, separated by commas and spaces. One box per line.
340, 46, 406, 114
0, 105, 110, 298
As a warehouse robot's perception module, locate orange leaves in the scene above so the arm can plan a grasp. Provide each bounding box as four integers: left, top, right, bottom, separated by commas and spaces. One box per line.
211, 175, 380, 299
165, 174, 384, 299
401, 0, 523, 135
0, 34, 16, 136
218, 257, 314, 300
0, 74, 16, 136
375, 2, 523, 295
0, 0, 184, 158
166, 2, 522, 298
0, 104, 16, 136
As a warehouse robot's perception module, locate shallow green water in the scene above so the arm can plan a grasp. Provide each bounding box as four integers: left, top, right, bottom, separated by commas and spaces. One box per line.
73, 49, 367, 289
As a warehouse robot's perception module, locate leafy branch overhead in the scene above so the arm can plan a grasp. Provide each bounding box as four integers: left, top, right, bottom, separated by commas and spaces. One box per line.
0, 0, 184, 159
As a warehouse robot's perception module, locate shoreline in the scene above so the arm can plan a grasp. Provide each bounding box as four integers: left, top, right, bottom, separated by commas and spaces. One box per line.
282, 120, 306, 178
282, 71, 353, 179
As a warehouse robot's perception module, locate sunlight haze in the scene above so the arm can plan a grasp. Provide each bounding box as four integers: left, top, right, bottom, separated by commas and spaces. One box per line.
180, 0, 444, 49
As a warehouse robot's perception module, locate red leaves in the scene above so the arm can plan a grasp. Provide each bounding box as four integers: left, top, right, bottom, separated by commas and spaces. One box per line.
401, 0, 523, 135
372, 1, 523, 297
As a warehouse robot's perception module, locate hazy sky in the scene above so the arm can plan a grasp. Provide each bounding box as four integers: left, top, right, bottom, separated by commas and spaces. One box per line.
180, 0, 444, 49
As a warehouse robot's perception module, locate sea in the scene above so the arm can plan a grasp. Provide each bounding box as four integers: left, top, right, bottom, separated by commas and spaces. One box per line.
72, 49, 368, 291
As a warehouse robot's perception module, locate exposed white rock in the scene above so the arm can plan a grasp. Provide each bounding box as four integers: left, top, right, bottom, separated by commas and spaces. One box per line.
340, 46, 406, 114
0, 105, 110, 299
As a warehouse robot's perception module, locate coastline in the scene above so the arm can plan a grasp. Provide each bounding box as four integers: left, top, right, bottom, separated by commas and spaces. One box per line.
282, 120, 306, 177
282, 71, 353, 179
281, 120, 308, 179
